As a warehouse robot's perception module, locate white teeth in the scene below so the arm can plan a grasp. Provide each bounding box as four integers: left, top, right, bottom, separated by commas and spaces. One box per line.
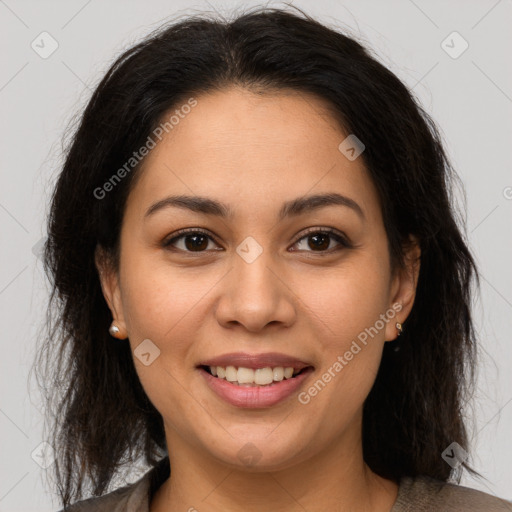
208, 365, 299, 386
254, 367, 273, 385
237, 367, 255, 384
273, 367, 284, 381
225, 366, 238, 382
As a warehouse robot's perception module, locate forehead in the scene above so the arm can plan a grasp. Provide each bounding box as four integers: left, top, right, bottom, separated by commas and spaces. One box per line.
161, 87, 346, 156
125, 87, 381, 225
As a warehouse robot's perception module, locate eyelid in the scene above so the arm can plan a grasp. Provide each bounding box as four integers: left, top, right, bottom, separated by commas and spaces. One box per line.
162, 226, 351, 252
162, 227, 220, 248
292, 226, 350, 248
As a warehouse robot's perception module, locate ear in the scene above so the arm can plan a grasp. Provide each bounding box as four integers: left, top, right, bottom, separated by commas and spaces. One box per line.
385, 235, 421, 342
95, 245, 128, 338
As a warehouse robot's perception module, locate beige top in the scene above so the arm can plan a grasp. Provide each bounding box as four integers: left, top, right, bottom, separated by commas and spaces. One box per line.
60, 456, 512, 511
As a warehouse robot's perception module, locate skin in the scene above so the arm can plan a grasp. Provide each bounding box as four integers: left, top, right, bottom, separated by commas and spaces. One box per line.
96, 86, 421, 512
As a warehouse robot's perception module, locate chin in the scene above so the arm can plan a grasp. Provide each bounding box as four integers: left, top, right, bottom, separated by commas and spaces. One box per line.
204, 432, 311, 472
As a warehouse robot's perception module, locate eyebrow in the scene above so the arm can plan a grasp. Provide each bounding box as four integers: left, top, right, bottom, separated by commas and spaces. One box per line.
144, 192, 365, 222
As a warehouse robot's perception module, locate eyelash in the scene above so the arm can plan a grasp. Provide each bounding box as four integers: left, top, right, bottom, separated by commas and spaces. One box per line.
162, 227, 351, 255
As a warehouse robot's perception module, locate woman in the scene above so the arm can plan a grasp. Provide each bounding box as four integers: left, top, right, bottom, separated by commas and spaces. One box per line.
36, 5, 511, 511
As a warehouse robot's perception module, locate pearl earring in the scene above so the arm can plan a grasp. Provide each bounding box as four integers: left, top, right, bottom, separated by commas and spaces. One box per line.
109, 323, 120, 337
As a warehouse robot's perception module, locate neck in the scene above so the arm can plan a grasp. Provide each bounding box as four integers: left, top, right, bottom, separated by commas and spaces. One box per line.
150, 429, 398, 512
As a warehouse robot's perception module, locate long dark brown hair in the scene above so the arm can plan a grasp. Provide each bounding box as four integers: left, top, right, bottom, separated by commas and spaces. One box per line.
32, 5, 482, 509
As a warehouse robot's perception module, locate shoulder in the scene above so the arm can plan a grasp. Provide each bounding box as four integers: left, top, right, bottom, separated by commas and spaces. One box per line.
393, 475, 512, 511
55, 469, 153, 512
55, 455, 170, 512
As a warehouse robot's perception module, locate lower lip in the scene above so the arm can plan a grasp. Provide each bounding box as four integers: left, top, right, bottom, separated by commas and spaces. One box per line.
199, 367, 314, 408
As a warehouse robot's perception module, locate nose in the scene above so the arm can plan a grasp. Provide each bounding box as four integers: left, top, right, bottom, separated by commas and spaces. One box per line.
215, 247, 297, 333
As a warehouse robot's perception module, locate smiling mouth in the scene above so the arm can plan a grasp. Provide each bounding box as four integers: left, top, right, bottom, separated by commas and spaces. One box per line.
199, 365, 313, 387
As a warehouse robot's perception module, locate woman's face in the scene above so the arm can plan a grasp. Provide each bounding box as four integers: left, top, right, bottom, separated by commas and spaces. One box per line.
98, 86, 419, 472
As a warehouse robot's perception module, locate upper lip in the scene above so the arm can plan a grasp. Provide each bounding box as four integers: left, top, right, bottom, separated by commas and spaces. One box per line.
198, 352, 313, 371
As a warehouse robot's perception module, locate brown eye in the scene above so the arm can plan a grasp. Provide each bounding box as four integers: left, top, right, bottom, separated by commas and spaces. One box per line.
163, 227, 350, 255
163, 229, 219, 252
182, 233, 209, 251
306, 232, 330, 251
292, 229, 350, 253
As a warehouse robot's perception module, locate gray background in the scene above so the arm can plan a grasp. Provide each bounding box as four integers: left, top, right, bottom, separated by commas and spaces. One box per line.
1, 0, 511, 510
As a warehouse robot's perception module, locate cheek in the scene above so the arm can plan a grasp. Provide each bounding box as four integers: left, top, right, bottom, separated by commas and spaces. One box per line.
120, 250, 192, 334
118, 258, 215, 418
113, 232, 211, 430
295, 255, 391, 344
291, 254, 390, 406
